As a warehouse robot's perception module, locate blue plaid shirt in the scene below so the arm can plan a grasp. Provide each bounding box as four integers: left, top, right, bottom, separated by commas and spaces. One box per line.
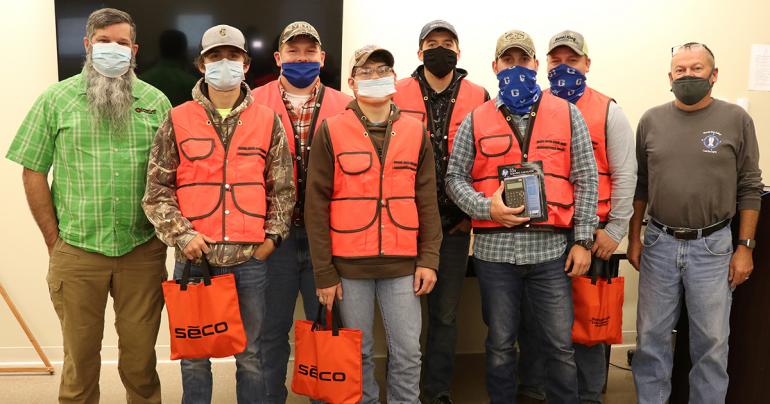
445, 98, 598, 265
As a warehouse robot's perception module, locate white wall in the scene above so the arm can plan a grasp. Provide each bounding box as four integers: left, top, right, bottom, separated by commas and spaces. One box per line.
2, 0, 769, 363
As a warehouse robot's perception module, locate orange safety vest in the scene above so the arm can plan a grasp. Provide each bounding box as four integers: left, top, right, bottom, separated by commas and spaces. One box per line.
252, 79, 352, 185
172, 101, 275, 243
393, 75, 487, 154
471, 92, 574, 232
326, 109, 424, 257
575, 87, 612, 223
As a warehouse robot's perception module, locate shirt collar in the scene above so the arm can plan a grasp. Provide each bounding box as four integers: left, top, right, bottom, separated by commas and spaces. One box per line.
278, 78, 320, 100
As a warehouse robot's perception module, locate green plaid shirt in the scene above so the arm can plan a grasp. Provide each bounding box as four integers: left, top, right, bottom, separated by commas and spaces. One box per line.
6, 73, 171, 256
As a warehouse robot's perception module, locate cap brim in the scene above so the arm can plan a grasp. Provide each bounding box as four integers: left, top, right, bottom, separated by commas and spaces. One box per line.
420, 26, 458, 41
200, 44, 248, 55
355, 49, 394, 68
497, 45, 535, 59
547, 43, 585, 56
281, 33, 322, 46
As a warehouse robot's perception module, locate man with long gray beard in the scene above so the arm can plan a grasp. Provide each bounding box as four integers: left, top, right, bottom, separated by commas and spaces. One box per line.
6, 8, 171, 404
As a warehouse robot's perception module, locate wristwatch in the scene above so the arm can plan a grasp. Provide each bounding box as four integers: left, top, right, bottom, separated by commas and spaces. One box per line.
265, 234, 282, 248
574, 239, 594, 250
737, 239, 756, 249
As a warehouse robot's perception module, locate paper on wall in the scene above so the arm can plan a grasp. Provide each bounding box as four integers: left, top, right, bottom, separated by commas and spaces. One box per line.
748, 44, 770, 91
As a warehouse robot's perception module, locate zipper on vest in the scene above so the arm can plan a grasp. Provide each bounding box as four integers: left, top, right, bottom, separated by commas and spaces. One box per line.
418, 75, 462, 174
208, 108, 235, 242
364, 109, 395, 257
294, 85, 326, 226
501, 98, 542, 162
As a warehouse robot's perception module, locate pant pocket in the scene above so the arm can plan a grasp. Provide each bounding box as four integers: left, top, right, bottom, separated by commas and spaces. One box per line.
47, 276, 65, 322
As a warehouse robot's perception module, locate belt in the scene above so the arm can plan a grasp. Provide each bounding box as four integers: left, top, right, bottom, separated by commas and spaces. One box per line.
650, 218, 730, 240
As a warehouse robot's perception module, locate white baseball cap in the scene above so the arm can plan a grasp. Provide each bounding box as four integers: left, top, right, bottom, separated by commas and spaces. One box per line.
200, 24, 247, 55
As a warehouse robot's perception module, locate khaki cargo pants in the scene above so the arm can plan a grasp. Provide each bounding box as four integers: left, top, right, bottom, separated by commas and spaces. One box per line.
47, 237, 167, 404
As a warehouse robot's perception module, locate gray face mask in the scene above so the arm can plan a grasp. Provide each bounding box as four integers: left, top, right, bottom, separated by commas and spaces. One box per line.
671, 73, 713, 105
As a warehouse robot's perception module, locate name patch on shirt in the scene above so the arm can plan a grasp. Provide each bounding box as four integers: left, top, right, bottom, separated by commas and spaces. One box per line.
701, 131, 722, 154
135, 107, 157, 114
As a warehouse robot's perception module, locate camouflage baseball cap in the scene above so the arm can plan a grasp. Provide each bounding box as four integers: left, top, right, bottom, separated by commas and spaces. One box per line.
495, 29, 536, 59
349, 45, 394, 75
279, 21, 322, 46
547, 30, 589, 56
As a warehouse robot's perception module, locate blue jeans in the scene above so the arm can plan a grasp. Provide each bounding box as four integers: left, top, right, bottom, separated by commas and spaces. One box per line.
339, 275, 422, 404
633, 224, 732, 404
422, 231, 471, 399
475, 255, 579, 404
518, 279, 607, 404
173, 258, 267, 404
261, 227, 320, 403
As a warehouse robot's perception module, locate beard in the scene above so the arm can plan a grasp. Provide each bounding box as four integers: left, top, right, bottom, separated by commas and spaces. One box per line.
84, 51, 137, 130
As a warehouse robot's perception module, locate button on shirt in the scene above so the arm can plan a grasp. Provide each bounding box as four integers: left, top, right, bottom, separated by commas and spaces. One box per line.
6, 72, 171, 256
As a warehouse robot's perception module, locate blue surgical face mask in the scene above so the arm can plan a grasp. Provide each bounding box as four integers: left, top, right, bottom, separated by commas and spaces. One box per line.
548, 64, 587, 104
497, 65, 542, 114
91, 42, 132, 78
204, 59, 244, 91
281, 61, 321, 88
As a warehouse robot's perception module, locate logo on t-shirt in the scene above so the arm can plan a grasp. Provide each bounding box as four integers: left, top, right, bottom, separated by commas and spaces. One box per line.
701, 131, 722, 154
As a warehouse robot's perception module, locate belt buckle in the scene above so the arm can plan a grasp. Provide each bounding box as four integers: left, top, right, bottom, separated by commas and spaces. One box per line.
673, 229, 697, 240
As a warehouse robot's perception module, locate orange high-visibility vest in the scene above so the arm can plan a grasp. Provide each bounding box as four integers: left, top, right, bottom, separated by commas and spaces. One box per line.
471, 92, 574, 232
325, 109, 424, 257
575, 87, 612, 223
252, 79, 352, 186
393, 76, 487, 154
172, 101, 275, 243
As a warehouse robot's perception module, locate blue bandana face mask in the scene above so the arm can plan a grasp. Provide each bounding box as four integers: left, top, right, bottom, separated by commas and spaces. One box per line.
548, 64, 586, 104
497, 66, 542, 115
281, 61, 321, 88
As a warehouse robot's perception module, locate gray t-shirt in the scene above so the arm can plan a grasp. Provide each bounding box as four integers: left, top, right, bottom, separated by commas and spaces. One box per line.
635, 99, 763, 228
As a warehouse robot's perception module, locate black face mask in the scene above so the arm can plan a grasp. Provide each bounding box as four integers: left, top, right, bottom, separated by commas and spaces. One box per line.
422, 46, 457, 78
671, 74, 713, 105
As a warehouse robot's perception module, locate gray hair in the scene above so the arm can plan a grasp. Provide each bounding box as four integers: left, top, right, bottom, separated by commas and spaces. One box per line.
85, 8, 136, 42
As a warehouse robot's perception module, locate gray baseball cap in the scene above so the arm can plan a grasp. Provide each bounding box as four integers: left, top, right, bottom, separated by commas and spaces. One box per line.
279, 21, 322, 46
547, 30, 589, 56
419, 20, 458, 45
495, 29, 536, 59
200, 25, 246, 55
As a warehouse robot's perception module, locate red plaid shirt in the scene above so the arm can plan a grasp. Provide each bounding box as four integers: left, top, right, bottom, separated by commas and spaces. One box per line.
279, 81, 320, 161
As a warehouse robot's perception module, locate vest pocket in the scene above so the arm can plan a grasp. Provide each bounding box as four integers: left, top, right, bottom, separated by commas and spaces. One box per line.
478, 134, 513, 157
179, 138, 215, 161
337, 151, 373, 175
330, 198, 379, 232
230, 182, 267, 218
177, 183, 223, 220
385, 197, 419, 231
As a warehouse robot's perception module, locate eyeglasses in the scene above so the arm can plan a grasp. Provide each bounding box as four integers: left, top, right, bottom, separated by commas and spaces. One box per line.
671, 42, 714, 58
353, 65, 394, 79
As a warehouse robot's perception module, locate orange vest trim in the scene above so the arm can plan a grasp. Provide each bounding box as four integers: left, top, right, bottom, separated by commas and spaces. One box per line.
470, 92, 575, 232
575, 87, 612, 222
252, 79, 352, 184
393, 76, 487, 154
172, 100, 275, 243
326, 109, 424, 258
